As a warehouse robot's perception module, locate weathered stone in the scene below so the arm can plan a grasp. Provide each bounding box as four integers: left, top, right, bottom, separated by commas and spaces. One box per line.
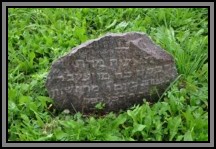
45, 32, 178, 114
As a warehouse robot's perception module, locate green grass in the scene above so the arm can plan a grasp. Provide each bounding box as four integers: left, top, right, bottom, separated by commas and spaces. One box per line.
8, 8, 208, 141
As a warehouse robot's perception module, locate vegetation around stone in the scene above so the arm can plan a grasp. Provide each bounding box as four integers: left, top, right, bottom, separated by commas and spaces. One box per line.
8, 8, 208, 141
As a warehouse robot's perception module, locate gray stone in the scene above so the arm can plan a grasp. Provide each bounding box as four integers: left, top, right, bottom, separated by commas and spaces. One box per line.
45, 32, 178, 114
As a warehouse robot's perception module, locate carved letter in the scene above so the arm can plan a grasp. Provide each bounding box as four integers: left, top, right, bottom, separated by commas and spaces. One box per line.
123, 71, 132, 78
67, 74, 74, 81
86, 60, 94, 67
110, 59, 118, 67
105, 73, 110, 80
121, 59, 131, 66
114, 84, 122, 92
129, 82, 138, 92
140, 80, 149, 89
83, 97, 98, 105
100, 73, 110, 80
94, 59, 105, 68
74, 73, 82, 81
64, 86, 74, 93
91, 85, 99, 93
56, 75, 65, 81
82, 73, 90, 81
111, 96, 119, 102
128, 93, 135, 98
50, 89, 63, 98
146, 67, 154, 76
155, 66, 163, 73
84, 97, 103, 105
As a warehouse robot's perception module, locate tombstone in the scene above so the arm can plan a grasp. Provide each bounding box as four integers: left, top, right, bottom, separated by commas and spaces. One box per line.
45, 32, 178, 114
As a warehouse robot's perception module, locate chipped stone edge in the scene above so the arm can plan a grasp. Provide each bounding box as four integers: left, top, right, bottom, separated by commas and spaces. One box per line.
68, 32, 147, 56
51, 32, 176, 68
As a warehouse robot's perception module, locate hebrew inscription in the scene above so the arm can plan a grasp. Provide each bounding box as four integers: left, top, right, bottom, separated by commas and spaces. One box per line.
46, 32, 178, 114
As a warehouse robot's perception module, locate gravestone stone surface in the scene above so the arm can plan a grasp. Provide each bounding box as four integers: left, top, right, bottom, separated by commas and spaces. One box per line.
45, 32, 178, 114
